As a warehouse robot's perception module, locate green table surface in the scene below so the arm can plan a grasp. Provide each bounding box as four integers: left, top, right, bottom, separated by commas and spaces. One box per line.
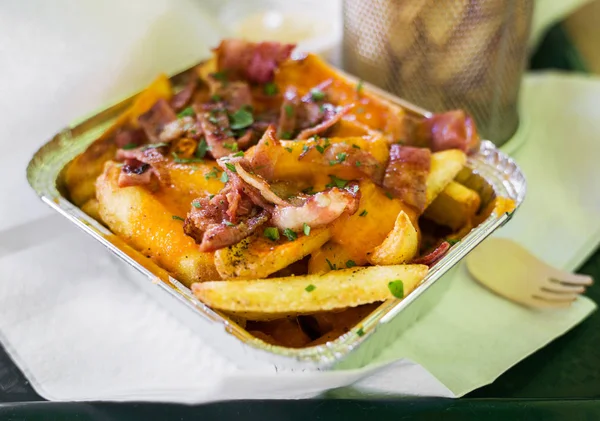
0, 23, 598, 420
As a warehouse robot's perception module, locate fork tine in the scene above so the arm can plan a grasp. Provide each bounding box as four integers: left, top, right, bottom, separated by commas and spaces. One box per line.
542, 283, 586, 294
549, 274, 593, 286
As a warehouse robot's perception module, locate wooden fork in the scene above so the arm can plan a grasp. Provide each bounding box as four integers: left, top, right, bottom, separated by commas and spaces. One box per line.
466, 238, 593, 309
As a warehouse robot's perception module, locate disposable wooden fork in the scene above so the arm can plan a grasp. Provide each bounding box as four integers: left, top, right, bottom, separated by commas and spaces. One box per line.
466, 238, 593, 309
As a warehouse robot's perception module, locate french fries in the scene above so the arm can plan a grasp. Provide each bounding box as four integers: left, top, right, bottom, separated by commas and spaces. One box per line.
193, 264, 428, 319
368, 211, 419, 265
424, 181, 481, 230
214, 228, 331, 280
425, 149, 467, 206
96, 162, 219, 287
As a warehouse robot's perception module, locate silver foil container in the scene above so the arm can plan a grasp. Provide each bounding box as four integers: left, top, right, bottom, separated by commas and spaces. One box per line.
27, 65, 526, 371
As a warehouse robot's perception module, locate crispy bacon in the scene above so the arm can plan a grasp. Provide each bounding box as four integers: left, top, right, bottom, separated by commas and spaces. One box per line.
278, 87, 300, 138
159, 116, 201, 142
297, 104, 354, 140
138, 99, 177, 143
170, 79, 197, 111
115, 146, 171, 187
118, 159, 152, 187
248, 127, 279, 180
270, 187, 360, 231
417, 110, 480, 154
194, 104, 236, 159
412, 241, 450, 267
383, 145, 431, 212
216, 39, 295, 84
207, 76, 253, 112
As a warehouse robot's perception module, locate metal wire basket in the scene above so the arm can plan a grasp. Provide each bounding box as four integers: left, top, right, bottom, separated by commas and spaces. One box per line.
342, 0, 533, 145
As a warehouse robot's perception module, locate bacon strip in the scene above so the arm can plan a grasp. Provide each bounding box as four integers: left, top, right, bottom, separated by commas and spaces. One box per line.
115, 146, 171, 187
170, 79, 197, 111
216, 39, 295, 84
194, 104, 236, 159
278, 87, 299, 138
382, 145, 431, 212
297, 104, 354, 140
117, 159, 152, 187
417, 110, 480, 154
412, 241, 450, 267
138, 99, 177, 143
114, 128, 146, 149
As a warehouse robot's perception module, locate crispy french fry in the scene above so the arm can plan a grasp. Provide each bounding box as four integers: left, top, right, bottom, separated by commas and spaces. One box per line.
426, 149, 467, 206
367, 211, 419, 265
214, 228, 331, 280
96, 162, 219, 287
192, 264, 428, 319
424, 181, 481, 230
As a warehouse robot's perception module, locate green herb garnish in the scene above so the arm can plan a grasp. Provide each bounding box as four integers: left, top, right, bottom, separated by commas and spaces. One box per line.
177, 107, 194, 118
310, 88, 326, 101
329, 152, 347, 166
212, 71, 227, 81
357, 327, 365, 337
346, 260, 356, 268
223, 142, 239, 152
205, 167, 219, 180
284, 104, 294, 117
224, 162, 237, 172
356, 79, 364, 93
223, 221, 235, 227
359, 210, 368, 217
284, 147, 293, 153
220, 171, 229, 183
388, 280, 404, 298
263, 227, 280, 242
385, 192, 394, 199
229, 108, 254, 130
283, 228, 297, 241
232, 151, 244, 157
326, 175, 349, 189
355, 161, 361, 167
192, 201, 202, 209
326, 259, 337, 271
264, 82, 278, 96
303, 223, 311, 236
305, 284, 316, 292
172, 152, 203, 164
122, 142, 138, 150
280, 131, 292, 140
211, 94, 222, 102
448, 239, 460, 246
172, 215, 185, 221
142, 142, 168, 150
352, 144, 361, 149
196, 139, 210, 159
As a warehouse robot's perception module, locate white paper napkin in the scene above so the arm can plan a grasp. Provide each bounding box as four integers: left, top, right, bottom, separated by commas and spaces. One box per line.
1, 0, 599, 402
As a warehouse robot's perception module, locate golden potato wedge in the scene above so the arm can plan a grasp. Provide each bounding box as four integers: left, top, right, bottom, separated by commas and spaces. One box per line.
192, 264, 428, 319
64, 74, 173, 206
368, 211, 419, 265
214, 228, 331, 280
425, 149, 467, 207
424, 181, 481, 230
308, 241, 364, 274
96, 162, 219, 287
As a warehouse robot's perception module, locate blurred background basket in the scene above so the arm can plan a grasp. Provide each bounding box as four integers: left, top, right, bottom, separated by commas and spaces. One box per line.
342, 0, 534, 145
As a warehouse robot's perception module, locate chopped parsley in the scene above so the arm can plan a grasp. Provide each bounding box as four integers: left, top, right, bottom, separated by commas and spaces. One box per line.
356, 327, 365, 337
223, 142, 239, 152
209, 194, 215, 199
356, 79, 364, 93
388, 280, 404, 298
224, 162, 237, 172
352, 144, 361, 149
326, 175, 349, 189
220, 171, 229, 183
346, 260, 356, 268
264, 82, 278, 96
396, 139, 406, 145
212, 71, 228, 81
310, 88, 326, 101
284, 104, 294, 117
205, 167, 219, 180
229, 109, 254, 130
448, 239, 460, 246
302, 186, 315, 195
305, 284, 316, 292
283, 228, 297, 241
172, 152, 203, 164
232, 151, 244, 157
359, 209, 368, 217
177, 107, 194, 118
329, 152, 347, 166
280, 131, 292, 140
385, 192, 394, 199
223, 221, 235, 227
211, 94, 222, 102
196, 139, 210, 159
263, 227, 280, 242
355, 161, 361, 167
302, 145, 310, 154
172, 215, 185, 221
284, 147, 293, 153
326, 259, 337, 271
122, 142, 138, 150
303, 223, 311, 236
192, 201, 202, 209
